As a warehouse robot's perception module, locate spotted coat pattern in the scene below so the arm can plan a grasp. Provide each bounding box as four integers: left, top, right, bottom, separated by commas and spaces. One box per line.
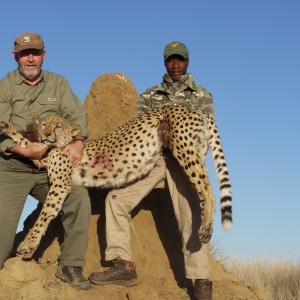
0, 105, 232, 258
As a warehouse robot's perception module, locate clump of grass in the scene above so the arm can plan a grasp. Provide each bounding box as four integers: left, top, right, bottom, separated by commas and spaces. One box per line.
210, 238, 229, 264
224, 257, 300, 300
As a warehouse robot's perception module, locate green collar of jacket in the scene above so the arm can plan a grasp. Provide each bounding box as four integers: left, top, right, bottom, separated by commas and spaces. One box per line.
154, 73, 198, 95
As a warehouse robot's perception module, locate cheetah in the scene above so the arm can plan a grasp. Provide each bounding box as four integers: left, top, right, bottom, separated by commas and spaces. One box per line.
0, 105, 232, 258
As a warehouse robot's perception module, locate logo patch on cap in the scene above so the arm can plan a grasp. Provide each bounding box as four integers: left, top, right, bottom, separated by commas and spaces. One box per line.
170, 42, 180, 48
14, 32, 44, 53
164, 41, 189, 60
23, 36, 32, 43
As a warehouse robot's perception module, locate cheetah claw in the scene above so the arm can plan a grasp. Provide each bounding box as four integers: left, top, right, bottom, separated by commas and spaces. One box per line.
199, 224, 213, 244
16, 240, 37, 259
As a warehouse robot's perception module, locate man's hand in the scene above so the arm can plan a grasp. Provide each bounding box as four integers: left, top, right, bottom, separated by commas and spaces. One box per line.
60, 140, 84, 167
9, 142, 49, 160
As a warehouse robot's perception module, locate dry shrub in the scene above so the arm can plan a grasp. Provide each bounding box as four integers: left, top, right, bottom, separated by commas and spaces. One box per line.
224, 257, 300, 300
210, 238, 228, 264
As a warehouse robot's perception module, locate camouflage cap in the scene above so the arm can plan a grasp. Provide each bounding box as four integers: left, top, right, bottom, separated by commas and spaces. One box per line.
164, 41, 189, 60
14, 32, 44, 52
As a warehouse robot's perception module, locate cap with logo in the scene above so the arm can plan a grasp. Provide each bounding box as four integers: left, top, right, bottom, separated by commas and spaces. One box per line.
164, 41, 189, 60
14, 32, 44, 53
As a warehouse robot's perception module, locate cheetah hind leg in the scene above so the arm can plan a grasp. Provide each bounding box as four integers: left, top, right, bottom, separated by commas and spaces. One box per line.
174, 154, 216, 244
198, 185, 216, 244
182, 158, 216, 245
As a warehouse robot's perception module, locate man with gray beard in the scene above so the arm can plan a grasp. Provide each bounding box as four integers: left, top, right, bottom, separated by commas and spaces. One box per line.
0, 32, 91, 290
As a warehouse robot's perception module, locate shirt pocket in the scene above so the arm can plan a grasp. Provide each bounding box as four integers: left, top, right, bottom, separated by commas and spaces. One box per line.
36, 97, 60, 115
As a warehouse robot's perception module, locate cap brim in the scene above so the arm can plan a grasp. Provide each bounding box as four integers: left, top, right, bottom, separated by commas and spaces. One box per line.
164, 52, 188, 60
14, 44, 44, 53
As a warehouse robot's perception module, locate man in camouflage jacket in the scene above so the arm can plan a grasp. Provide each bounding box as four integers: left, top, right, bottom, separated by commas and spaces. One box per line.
89, 42, 214, 300
138, 72, 214, 115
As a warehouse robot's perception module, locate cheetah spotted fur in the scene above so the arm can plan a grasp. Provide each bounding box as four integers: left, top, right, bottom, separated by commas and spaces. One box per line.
0, 105, 232, 258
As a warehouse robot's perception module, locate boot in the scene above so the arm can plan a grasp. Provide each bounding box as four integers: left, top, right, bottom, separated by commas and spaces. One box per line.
89, 257, 138, 287
55, 265, 91, 290
193, 279, 213, 300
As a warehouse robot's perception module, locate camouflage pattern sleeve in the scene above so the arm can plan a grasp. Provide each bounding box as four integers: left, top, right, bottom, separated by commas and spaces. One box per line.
188, 76, 215, 116
138, 85, 165, 115
138, 74, 216, 117
138, 91, 152, 115
193, 89, 215, 116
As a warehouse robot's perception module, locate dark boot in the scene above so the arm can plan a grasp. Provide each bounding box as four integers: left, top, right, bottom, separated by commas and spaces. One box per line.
193, 279, 213, 300
55, 266, 91, 290
89, 257, 138, 287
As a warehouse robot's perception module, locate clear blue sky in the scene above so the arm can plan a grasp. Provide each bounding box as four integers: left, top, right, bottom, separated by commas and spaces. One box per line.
1, 0, 299, 261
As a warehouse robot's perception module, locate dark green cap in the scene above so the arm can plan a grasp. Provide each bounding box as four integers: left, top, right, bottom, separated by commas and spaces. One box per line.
164, 41, 189, 60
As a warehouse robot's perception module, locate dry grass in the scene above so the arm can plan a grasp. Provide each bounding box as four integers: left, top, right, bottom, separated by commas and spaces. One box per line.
210, 238, 229, 264
223, 257, 300, 300
210, 240, 300, 300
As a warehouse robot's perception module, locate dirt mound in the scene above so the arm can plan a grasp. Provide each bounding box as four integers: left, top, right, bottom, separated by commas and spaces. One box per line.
0, 73, 267, 300
84, 72, 138, 138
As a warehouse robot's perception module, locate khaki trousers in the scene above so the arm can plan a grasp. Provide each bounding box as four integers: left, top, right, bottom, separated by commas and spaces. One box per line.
105, 155, 209, 279
0, 156, 91, 269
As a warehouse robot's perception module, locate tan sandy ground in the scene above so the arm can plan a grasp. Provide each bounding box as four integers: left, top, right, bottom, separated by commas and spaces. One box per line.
0, 73, 267, 300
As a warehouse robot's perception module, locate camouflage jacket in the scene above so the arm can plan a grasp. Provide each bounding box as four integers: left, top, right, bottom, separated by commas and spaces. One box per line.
138, 73, 214, 116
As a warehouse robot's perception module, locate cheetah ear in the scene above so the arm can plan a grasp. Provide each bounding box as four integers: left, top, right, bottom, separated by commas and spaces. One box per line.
71, 125, 81, 138
32, 116, 42, 124
26, 116, 41, 133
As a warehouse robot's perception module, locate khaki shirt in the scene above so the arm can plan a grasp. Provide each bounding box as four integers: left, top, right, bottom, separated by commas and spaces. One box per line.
0, 69, 88, 152
138, 73, 215, 116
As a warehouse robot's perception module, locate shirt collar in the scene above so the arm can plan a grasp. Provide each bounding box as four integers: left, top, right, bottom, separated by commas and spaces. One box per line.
155, 73, 196, 93
14, 69, 45, 85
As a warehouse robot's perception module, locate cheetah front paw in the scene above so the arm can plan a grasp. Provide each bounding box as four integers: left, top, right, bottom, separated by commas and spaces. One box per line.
33, 159, 43, 169
199, 224, 213, 244
17, 238, 38, 259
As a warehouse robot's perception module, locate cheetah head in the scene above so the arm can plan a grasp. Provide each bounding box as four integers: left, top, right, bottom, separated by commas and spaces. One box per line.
27, 115, 81, 148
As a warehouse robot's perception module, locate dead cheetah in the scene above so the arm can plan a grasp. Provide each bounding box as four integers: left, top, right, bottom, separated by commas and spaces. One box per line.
0, 105, 232, 258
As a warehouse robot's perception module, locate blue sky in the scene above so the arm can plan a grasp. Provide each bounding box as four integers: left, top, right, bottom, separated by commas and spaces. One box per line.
1, 0, 299, 261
